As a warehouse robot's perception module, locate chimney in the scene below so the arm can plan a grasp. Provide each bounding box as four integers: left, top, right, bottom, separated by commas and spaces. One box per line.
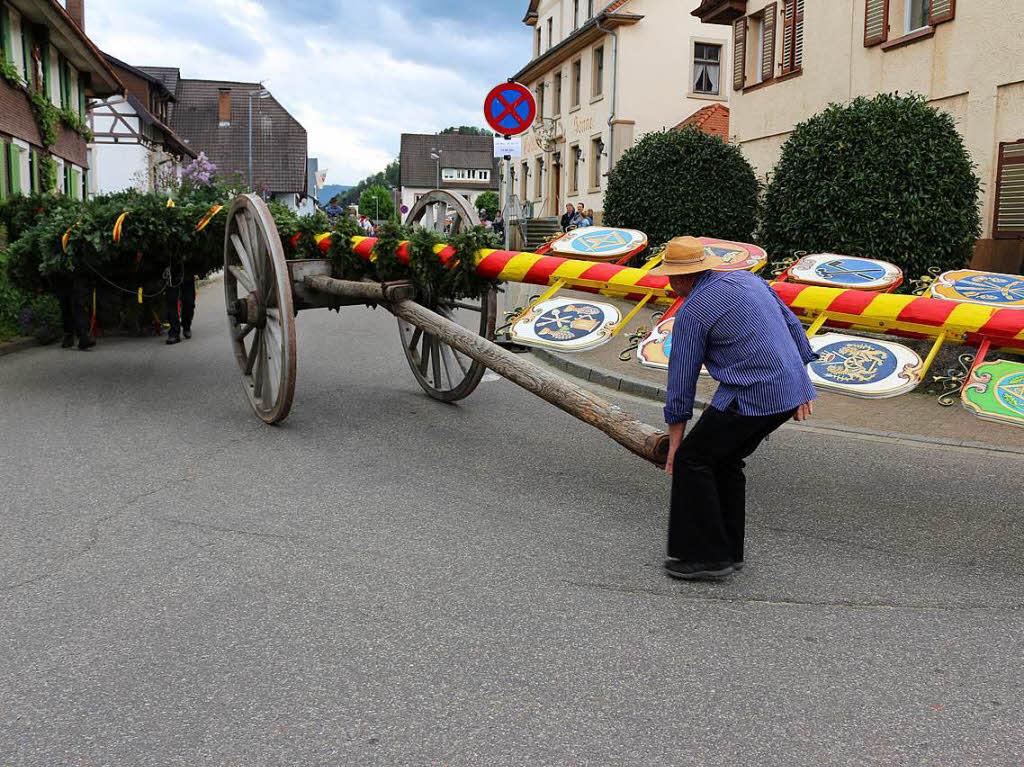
66, 0, 85, 30
218, 88, 231, 126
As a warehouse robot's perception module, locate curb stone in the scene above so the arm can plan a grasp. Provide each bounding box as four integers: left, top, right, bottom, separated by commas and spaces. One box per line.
0, 337, 38, 358
530, 348, 1024, 458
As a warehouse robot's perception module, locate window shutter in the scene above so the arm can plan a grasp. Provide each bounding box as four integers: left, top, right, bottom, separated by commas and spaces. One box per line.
762, 3, 777, 82
994, 141, 1024, 239
8, 144, 20, 195
78, 73, 85, 118
864, 0, 889, 46
0, 141, 7, 201
732, 17, 746, 91
793, 0, 804, 70
929, 0, 955, 25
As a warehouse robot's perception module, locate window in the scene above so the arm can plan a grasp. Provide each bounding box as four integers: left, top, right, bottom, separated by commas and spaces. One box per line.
592, 46, 604, 98
442, 168, 491, 182
571, 58, 582, 107
78, 73, 86, 119
535, 158, 543, 199
573, 0, 579, 30
28, 149, 36, 193
62, 163, 70, 196
866, 0, 952, 46
0, 2, 9, 66
693, 43, 722, 95
570, 144, 580, 193
780, 0, 803, 75
553, 70, 562, 116
993, 141, 1024, 239
906, 0, 930, 32
587, 0, 594, 18
590, 137, 602, 189
536, 82, 545, 119
547, 17, 553, 50
442, 168, 456, 181
535, 27, 541, 57
520, 161, 528, 201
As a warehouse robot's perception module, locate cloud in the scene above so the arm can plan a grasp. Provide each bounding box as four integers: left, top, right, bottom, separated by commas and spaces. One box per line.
85, 0, 532, 185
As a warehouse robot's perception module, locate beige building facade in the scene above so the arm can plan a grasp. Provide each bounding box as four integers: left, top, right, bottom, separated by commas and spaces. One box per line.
505, 0, 732, 221
694, 0, 1024, 269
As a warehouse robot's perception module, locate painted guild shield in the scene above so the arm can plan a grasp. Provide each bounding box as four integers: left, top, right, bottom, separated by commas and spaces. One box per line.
787, 254, 903, 291
929, 270, 1024, 308
510, 297, 620, 352
962, 360, 1024, 429
551, 226, 648, 260
807, 333, 923, 398
637, 316, 675, 370
699, 238, 768, 273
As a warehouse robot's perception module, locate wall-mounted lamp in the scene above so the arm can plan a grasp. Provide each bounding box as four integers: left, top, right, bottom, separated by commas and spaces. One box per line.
596, 138, 606, 157
573, 146, 584, 163
538, 158, 546, 172
552, 151, 562, 166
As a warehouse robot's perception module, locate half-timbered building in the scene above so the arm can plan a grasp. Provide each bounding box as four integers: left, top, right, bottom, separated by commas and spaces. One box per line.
88, 54, 195, 195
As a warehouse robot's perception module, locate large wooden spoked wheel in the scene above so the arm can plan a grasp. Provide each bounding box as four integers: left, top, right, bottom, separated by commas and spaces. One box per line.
223, 194, 297, 424
399, 190, 497, 402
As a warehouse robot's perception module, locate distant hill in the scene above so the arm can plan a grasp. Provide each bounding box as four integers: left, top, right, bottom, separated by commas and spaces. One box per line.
318, 185, 352, 205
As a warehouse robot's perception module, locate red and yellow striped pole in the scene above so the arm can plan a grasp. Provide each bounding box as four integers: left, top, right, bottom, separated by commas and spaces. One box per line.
316, 235, 1024, 352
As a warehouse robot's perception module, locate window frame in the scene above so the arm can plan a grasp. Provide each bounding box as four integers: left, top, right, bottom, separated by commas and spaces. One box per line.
570, 57, 582, 109
552, 69, 563, 117
534, 157, 543, 200
589, 135, 602, 192
591, 45, 604, 100
569, 142, 580, 194
691, 39, 725, 99
547, 17, 553, 50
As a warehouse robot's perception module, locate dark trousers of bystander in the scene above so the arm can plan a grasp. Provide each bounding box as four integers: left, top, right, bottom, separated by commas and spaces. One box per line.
56, 275, 91, 342
668, 404, 795, 564
165, 268, 196, 338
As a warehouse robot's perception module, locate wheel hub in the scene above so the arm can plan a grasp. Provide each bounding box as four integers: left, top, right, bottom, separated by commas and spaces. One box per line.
227, 292, 266, 328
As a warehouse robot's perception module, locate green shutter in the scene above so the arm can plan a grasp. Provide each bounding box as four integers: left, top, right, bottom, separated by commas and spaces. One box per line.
21, 24, 29, 81
29, 150, 37, 193
8, 144, 20, 195
71, 168, 81, 200
78, 73, 85, 118
0, 141, 7, 201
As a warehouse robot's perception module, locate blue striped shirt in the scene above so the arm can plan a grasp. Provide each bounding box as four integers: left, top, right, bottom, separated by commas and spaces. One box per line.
664, 270, 819, 424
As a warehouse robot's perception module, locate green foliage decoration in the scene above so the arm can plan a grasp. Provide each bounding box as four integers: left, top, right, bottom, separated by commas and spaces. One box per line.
38, 154, 58, 193
28, 89, 60, 147
603, 127, 759, 247
371, 221, 408, 282
759, 93, 982, 278
0, 58, 21, 87
446, 227, 501, 300
407, 227, 446, 306
59, 107, 93, 142
326, 215, 370, 281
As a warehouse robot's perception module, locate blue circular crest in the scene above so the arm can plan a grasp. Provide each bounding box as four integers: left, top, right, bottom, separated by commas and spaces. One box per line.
571, 229, 632, 254
811, 340, 897, 386
952, 274, 1024, 304
814, 258, 888, 285
534, 303, 608, 342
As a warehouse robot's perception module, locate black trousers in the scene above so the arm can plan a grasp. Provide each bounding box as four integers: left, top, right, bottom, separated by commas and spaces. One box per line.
57, 275, 91, 340
668, 404, 794, 564
165, 270, 196, 335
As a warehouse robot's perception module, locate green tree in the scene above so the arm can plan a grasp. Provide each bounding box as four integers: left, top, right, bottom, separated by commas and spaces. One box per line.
475, 191, 500, 220
338, 158, 400, 207
359, 185, 395, 221
603, 127, 759, 246
440, 126, 493, 137
759, 93, 981, 278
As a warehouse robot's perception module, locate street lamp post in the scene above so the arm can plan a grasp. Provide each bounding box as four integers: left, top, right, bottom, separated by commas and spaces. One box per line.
248, 85, 271, 193
430, 149, 442, 189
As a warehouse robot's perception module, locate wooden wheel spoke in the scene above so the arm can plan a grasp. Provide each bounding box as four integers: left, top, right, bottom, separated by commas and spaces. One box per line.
252, 332, 266, 400
245, 330, 261, 376
430, 337, 443, 387
228, 263, 256, 293
419, 334, 432, 376
233, 323, 255, 341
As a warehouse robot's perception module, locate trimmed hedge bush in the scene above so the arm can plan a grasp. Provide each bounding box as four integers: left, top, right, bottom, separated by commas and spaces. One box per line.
603, 127, 759, 246
759, 93, 981, 278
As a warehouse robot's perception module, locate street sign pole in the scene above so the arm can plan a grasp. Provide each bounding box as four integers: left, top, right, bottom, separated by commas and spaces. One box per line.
483, 80, 535, 252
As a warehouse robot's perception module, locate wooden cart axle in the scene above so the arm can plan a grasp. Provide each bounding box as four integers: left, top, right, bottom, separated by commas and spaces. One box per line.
305, 275, 671, 467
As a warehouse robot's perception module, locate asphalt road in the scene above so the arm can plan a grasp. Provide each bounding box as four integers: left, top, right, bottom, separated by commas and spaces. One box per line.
1, 282, 1022, 766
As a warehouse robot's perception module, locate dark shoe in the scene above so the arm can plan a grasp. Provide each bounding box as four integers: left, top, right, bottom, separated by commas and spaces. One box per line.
77, 337, 96, 351
734, 561, 744, 572
62, 334, 75, 349
664, 560, 735, 580
166, 334, 181, 345
182, 328, 192, 339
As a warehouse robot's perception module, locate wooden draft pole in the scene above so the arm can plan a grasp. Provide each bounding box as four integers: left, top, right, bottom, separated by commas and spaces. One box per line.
305, 276, 670, 466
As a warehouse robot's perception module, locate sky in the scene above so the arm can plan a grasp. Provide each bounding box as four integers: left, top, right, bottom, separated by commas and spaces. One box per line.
85, 0, 532, 186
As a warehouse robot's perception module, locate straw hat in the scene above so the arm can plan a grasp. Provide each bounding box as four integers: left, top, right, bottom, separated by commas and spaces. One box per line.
649, 237, 712, 277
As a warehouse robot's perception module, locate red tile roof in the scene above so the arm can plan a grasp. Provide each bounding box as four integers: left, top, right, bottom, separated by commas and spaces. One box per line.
674, 103, 730, 141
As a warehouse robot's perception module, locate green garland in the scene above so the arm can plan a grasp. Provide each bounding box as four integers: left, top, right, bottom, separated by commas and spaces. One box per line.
28, 90, 59, 147
407, 227, 446, 306
0, 59, 21, 87
446, 227, 501, 300
372, 221, 407, 282
326, 216, 370, 281
38, 154, 58, 193
59, 107, 93, 142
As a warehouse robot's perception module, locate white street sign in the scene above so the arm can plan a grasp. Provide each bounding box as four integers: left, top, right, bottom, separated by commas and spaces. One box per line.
493, 137, 522, 158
